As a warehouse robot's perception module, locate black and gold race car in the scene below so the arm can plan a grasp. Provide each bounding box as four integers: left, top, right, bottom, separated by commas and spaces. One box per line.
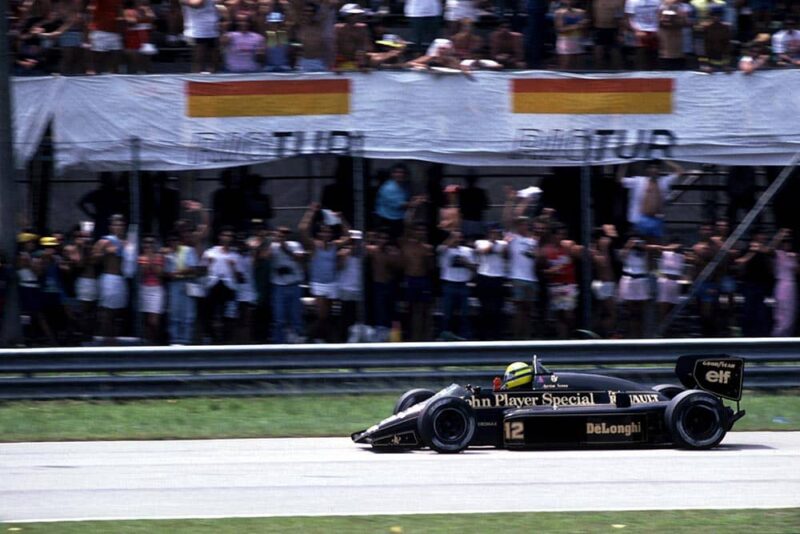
351, 355, 745, 453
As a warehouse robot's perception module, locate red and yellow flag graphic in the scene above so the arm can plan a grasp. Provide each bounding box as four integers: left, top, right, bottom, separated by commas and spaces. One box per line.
512, 78, 673, 114
186, 79, 350, 118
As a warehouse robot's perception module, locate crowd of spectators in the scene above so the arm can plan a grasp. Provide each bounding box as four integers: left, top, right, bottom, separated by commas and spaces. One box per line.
9, 0, 800, 75
3, 160, 799, 347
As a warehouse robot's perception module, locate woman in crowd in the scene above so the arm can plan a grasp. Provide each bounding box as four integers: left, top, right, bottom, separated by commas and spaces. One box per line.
138, 235, 165, 344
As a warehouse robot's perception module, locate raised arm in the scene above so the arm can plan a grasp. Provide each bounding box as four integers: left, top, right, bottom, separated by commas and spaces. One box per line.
298, 203, 319, 249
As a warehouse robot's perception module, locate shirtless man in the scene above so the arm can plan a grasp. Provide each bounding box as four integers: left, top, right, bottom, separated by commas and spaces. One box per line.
294, 2, 330, 71
366, 229, 402, 341
451, 19, 484, 61
592, 0, 624, 69
689, 223, 719, 336
92, 214, 130, 341
400, 196, 436, 341
619, 159, 685, 243
489, 20, 525, 69
591, 224, 618, 337
334, 4, 371, 71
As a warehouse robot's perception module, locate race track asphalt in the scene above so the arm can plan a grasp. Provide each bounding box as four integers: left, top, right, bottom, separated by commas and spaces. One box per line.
2, 432, 799, 522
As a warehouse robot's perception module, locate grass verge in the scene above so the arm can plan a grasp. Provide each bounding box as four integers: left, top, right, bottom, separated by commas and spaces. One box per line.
0, 391, 797, 442
6, 509, 800, 533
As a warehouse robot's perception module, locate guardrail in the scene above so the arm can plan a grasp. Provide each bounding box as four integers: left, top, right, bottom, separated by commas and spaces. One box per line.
1, 338, 799, 399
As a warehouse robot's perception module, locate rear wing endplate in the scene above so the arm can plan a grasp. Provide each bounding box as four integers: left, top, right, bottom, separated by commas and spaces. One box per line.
675, 354, 745, 401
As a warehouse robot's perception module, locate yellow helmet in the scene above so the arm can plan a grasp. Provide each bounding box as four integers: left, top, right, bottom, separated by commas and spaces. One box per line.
502, 361, 533, 390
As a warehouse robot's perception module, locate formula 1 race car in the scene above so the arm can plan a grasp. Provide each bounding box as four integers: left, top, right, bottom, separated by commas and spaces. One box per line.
351, 354, 745, 453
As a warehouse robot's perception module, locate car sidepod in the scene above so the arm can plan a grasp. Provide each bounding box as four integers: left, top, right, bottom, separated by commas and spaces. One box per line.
499, 403, 672, 449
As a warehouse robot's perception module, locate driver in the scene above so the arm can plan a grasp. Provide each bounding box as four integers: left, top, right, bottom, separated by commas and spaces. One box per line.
501, 361, 533, 390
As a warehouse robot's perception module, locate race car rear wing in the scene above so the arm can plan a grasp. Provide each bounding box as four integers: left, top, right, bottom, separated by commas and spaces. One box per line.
675, 354, 744, 401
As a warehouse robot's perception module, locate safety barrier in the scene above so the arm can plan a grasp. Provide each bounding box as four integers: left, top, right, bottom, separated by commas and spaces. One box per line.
1, 338, 798, 399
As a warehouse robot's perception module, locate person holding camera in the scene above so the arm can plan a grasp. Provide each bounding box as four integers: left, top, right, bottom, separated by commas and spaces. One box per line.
618, 232, 652, 338
437, 230, 476, 340
267, 226, 306, 343
474, 224, 509, 340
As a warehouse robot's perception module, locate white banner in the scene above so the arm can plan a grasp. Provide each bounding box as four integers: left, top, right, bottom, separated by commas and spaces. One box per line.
46, 70, 800, 171
13, 76, 59, 167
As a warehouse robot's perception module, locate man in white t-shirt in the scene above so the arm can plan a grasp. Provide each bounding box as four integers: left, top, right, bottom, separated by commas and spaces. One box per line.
474, 224, 508, 340
625, 0, 660, 68
437, 230, 476, 340
405, 0, 442, 54
201, 226, 243, 342
505, 215, 543, 339
267, 226, 306, 343
772, 17, 800, 66
619, 159, 685, 241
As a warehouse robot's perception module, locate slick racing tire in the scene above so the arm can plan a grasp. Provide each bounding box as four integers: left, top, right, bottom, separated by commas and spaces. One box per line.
665, 390, 727, 449
393, 388, 436, 415
417, 396, 476, 454
652, 384, 685, 400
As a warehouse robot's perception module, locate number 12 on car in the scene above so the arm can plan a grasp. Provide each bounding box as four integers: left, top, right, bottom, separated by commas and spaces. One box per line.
504, 421, 524, 441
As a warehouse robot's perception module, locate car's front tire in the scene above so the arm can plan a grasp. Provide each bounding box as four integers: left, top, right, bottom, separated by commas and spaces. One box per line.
665, 390, 727, 449
393, 388, 436, 415
417, 396, 476, 453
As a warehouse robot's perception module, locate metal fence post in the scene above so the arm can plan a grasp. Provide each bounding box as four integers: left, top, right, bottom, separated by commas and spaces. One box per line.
130, 137, 141, 340
0, 0, 22, 346
580, 138, 592, 331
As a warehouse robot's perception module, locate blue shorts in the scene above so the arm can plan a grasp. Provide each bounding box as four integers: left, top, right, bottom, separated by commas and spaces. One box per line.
696, 281, 719, 304
635, 215, 664, 238
405, 276, 432, 303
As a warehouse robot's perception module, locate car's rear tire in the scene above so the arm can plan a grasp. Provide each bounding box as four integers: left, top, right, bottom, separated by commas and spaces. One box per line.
653, 384, 684, 400
665, 390, 727, 449
393, 388, 436, 415
417, 396, 476, 454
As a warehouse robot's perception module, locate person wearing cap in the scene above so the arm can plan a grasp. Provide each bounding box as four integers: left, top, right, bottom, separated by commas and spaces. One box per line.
38, 236, 65, 345
407, 37, 474, 75
368, 34, 409, 68
334, 3, 371, 71
264, 11, 291, 71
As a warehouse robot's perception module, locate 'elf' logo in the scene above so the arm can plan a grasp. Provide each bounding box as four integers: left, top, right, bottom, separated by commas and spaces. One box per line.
705, 370, 731, 384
